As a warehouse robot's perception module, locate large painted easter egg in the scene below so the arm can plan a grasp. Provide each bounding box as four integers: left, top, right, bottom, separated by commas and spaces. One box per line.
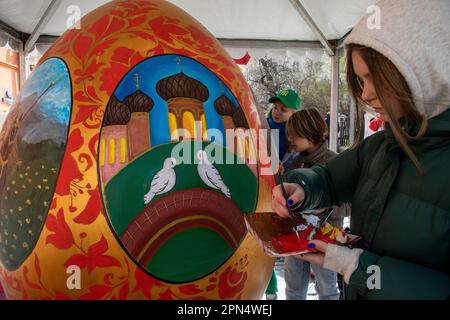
0, 0, 276, 299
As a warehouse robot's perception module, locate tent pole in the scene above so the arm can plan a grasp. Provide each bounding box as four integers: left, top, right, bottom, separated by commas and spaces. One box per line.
288, 0, 335, 56
24, 0, 62, 53
329, 53, 339, 152
0, 20, 21, 42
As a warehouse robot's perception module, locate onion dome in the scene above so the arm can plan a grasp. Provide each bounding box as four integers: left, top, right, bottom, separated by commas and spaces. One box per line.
232, 108, 249, 129
156, 73, 209, 102
214, 95, 236, 116
123, 90, 154, 113
104, 96, 131, 126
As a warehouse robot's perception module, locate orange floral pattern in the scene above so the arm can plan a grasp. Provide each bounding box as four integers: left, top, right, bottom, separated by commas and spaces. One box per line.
0, 0, 274, 299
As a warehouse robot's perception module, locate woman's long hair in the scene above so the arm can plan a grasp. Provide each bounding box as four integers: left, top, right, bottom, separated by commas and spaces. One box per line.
346, 44, 428, 173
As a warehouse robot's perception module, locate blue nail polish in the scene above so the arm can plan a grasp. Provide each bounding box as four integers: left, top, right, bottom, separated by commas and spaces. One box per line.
307, 243, 316, 248
287, 199, 294, 206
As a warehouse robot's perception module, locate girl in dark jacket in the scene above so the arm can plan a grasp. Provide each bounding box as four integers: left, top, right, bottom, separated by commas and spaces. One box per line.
271, 0, 450, 299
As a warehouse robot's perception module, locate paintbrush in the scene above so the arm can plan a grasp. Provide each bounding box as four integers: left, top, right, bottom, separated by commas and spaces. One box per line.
278, 176, 302, 243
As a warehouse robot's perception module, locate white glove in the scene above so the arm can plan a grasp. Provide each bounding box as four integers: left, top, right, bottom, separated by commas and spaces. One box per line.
323, 244, 364, 284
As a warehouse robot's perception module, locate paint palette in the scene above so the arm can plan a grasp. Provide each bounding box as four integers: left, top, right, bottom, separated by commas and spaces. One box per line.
245, 211, 362, 257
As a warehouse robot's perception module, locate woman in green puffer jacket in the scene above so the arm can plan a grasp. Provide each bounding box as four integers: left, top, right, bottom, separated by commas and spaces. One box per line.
271, 0, 450, 299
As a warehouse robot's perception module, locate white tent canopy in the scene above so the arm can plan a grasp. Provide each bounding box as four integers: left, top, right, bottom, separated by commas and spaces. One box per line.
0, 0, 377, 151
0, 0, 375, 45
170, 0, 374, 42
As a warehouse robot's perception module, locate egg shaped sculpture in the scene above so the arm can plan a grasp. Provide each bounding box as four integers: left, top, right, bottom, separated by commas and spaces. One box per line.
0, 0, 276, 299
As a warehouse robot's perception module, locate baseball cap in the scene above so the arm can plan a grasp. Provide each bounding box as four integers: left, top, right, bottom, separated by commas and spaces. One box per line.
269, 89, 301, 110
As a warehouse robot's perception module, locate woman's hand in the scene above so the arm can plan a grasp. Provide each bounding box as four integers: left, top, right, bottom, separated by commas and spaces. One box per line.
295, 240, 328, 266
271, 182, 305, 218
296, 240, 364, 284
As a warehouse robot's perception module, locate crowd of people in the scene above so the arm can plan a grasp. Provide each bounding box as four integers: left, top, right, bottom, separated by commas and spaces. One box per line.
265, 0, 449, 300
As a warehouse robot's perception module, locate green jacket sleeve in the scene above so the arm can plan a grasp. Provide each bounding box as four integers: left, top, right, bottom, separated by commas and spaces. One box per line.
348, 251, 450, 300
282, 166, 333, 211
283, 138, 366, 212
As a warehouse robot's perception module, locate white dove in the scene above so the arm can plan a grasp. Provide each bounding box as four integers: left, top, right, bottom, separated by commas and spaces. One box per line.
196, 150, 231, 198
144, 157, 177, 205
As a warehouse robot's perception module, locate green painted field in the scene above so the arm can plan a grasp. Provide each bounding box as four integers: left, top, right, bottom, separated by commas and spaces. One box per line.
104, 141, 258, 236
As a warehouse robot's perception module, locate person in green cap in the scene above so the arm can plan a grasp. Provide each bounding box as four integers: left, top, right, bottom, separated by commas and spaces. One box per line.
267, 89, 301, 162
265, 88, 300, 300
